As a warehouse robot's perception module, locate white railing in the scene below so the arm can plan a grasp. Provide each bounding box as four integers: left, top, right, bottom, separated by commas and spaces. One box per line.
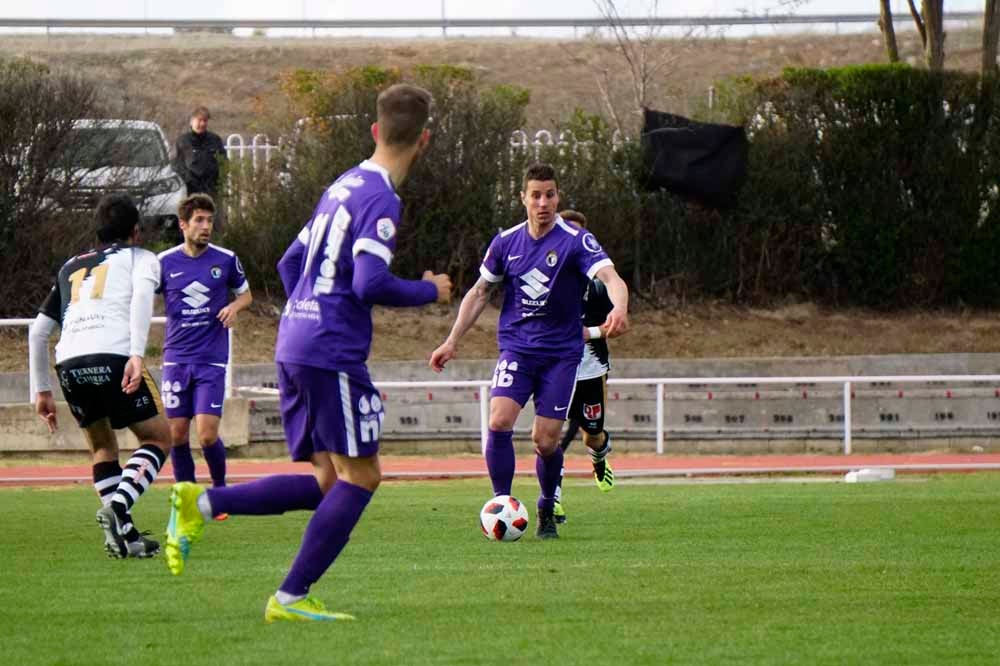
223, 128, 633, 173
226, 133, 281, 169
236, 374, 1000, 456
4, 317, 234, 402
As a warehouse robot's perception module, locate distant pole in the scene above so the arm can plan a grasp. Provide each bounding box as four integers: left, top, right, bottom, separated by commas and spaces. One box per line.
441, 0, 447, 38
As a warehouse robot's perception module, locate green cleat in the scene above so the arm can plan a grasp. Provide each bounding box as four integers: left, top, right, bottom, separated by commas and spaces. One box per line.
264, 595, 356, 623
594, 459, 615, 492
553, 500, 567, 524
165, 482, 206, 576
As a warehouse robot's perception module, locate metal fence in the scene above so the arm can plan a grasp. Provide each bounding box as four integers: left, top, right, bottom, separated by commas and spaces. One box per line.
235, 374, 1000, 456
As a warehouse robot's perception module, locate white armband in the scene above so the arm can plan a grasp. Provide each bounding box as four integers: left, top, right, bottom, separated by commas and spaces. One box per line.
587, 326, 603, 340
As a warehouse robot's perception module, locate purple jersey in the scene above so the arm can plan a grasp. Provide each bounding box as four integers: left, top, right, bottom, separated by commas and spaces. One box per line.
275, 160, 406, 371
158, 244, 248, 364
480, 215, 612, 358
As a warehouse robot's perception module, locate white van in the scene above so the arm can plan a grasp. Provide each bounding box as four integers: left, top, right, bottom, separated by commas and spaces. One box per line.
59, 119, 186, 228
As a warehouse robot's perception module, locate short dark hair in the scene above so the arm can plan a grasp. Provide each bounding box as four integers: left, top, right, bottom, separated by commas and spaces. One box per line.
178, 193, 216, 222
95, 194, 139, 243
376, 84, 432, 147
522, 162, 558, 191
191, 106, 211, 120
559, 209, 588, 228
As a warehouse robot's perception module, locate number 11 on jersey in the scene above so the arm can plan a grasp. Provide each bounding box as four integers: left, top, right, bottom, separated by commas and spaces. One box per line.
68, 264, 109, 302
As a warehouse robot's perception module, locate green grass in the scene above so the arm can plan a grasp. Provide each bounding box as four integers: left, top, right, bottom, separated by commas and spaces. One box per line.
2, 475, 1000, 665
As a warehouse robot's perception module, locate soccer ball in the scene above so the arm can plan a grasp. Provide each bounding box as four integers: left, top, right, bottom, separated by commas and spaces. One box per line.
479, 495, 530, 542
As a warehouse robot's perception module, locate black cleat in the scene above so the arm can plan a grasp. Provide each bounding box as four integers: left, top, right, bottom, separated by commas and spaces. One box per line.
127, 531, 161, 558
536, 508, 559, 539
95, 505, 127, 559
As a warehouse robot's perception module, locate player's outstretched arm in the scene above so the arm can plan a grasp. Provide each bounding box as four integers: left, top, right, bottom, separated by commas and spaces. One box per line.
430, 277, 492, 372
595, 265, 630, 339
352, 252, 450, 307
28, 313, 58, 432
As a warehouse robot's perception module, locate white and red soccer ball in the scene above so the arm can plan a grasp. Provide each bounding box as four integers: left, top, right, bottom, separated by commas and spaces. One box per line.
479, 495, 529, 542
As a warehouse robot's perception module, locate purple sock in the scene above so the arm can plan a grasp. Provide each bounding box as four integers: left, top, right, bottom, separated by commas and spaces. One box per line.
170, 442, 196, 483
279, 480, 373, 597
485, 429, 515, 496
536, 447, 564, 512
202, 439, 227, 488
206, 475, 323, 517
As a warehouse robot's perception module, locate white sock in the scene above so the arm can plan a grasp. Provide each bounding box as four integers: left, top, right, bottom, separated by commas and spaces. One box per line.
196, 492, 214, 521
275, 590, 306, 605
591, 442, 610, 463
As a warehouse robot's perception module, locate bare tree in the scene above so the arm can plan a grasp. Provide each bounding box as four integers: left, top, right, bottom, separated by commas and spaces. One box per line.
879, 0, 901, 63
984, 0, 1000, 78
907, 0, 946, 70
591, 0, 682, 135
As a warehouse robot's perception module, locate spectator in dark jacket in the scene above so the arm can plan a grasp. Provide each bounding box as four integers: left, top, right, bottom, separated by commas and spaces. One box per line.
173, 106, 227, 197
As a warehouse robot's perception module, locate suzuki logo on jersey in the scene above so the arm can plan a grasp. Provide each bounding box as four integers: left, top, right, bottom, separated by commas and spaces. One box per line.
181, 281, 211, 309
519, 268, 551, 300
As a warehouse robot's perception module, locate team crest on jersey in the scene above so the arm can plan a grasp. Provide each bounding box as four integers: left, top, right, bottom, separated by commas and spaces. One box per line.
545, 250, 558, 267
210, 266, 222, 279
583, 233, 602, 253
583, 402, 603, 420
376, 218, 396, 241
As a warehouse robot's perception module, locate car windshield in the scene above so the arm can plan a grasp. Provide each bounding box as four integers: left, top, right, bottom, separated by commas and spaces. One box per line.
63, 127, 167, 168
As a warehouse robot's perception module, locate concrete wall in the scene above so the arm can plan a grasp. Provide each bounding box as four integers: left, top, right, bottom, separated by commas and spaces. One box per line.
1, 398, 250, 455
7, 354, 1000, 455
10, 353, 1000, 405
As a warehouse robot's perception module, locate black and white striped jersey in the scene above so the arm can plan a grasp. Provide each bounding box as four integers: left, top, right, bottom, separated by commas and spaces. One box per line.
39, 243, 160, 363
577, 278, 613, 380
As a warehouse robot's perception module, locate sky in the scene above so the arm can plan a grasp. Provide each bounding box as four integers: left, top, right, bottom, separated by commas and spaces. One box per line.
0, 1, 985, 38
0, 0, 985, 17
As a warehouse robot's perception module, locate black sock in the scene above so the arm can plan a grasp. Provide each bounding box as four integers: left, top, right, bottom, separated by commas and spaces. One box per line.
92, 461, 122, 507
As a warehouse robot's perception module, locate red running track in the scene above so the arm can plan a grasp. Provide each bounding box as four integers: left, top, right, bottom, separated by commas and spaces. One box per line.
3, 453, 1000, 487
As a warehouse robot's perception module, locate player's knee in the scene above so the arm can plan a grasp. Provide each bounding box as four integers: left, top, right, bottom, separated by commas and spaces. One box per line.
341, 465, 380, 493
169, 422, 189, 444
488, 415, 516, 431
196, 423, 220, 447
532, 435, 559, 457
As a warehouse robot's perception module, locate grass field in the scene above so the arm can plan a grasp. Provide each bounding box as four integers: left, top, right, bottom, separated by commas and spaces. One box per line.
2, 475, 999, 665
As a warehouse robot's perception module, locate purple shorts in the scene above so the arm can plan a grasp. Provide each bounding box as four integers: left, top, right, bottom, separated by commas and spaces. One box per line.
161, 363, 226, 419
488, 350, 580, 420
277, 362, 382, 461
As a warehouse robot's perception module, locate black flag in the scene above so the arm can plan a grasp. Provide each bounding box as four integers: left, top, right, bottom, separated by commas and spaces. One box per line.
640, 109, 748, 207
